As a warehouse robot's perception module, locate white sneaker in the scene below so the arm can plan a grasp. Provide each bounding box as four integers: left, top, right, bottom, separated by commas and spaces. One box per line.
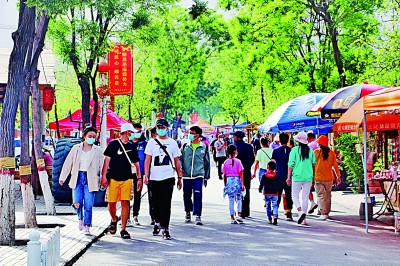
84, 225, 91, 235
317, 215, 326, 220
133, 216, 141, 225
126, 219, 134, 227
78, 220, 83, 231
235, 217, 244, 224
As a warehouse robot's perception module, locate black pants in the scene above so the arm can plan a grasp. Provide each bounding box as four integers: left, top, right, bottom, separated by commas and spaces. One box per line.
277, 179, 293, 210
216, 156, 226, 179
147, 182, 155, 221
132, 177, 142, 217
241, 170, 252, 218
150, 178, 175, 229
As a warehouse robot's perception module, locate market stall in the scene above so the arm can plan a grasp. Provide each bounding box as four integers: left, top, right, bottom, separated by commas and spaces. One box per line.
333, 86, 400, 233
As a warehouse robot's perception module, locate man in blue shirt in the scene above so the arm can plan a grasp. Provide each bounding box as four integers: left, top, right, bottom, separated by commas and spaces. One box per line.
130, 123, 149, 226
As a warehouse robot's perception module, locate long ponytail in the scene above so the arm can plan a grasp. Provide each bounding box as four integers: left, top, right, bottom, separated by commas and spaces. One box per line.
299, 143, 310, 161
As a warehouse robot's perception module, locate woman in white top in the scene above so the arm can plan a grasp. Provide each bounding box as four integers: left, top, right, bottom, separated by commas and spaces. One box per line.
59, 127, 104, 235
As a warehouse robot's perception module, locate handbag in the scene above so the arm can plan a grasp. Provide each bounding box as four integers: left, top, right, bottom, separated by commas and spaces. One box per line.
118, 139, 136, 174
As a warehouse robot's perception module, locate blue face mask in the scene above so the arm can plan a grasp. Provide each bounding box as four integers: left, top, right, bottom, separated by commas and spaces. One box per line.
157, 129, 167, 137
86, 138, 95, 145
188, 134, 195, 141
129, 134, 135, 141
134, 132, 142, 139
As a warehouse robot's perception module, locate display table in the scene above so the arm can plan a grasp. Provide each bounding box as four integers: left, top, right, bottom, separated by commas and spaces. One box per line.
370, 177, 396, 219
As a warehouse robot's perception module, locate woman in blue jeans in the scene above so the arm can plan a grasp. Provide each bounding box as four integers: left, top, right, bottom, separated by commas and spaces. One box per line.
59, 127, 104, 235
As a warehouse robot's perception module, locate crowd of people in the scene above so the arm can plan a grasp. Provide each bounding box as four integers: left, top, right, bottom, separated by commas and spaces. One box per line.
59, 120, 341, 240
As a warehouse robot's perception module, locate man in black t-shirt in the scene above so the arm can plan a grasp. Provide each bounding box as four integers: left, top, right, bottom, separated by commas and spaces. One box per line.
101, 123, 141, 239
271, 133, 293, 220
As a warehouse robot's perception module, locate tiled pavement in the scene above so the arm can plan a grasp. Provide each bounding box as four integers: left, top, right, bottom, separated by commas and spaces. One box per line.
0, 181, 112, 266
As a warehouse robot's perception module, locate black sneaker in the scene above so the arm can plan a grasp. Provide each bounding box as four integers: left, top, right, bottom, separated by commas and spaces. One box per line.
286, 212, 293, 221
185, 212, 191, 223
150, 220, 155, 226
297, 212, 306, 224
273, 218, 278, 225
162, 229, 171, 240
152, 224, 161, 236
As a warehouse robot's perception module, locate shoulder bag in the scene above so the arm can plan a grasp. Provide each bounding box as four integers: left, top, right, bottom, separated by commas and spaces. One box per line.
118, 139, 136, 174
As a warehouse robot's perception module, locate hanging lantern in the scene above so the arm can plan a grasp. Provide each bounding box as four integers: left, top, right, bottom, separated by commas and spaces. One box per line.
96, 84, 110, 97
42, 86, 55, 111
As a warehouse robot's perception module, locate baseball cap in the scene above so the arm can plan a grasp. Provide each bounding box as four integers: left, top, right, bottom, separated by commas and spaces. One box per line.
156, 119, 169, 127
120, 123, 135, 133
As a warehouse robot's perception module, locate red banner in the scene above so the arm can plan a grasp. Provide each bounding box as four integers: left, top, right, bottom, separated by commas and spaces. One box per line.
108, 44, 133, 95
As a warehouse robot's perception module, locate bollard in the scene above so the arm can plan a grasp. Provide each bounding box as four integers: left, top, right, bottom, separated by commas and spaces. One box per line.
27, 230, 41, 266
394, 212, 400, 235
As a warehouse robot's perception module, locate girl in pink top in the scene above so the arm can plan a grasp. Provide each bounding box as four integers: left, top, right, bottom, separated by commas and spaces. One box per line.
222, 145, 245, 224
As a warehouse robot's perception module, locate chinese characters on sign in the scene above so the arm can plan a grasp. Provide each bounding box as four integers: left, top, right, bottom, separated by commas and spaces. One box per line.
108, 44, 134, 95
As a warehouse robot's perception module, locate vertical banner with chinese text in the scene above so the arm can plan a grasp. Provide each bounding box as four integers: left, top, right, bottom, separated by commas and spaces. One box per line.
108, 44, 134, 95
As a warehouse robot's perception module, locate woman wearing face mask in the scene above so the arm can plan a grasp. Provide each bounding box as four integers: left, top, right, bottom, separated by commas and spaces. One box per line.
59, 126, 104, 235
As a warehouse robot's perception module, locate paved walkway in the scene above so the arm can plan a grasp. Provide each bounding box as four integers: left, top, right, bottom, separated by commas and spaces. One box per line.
0, 166, 397, 265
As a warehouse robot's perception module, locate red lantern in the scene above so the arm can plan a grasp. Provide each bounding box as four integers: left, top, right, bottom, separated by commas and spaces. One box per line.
42, 86, 55, 111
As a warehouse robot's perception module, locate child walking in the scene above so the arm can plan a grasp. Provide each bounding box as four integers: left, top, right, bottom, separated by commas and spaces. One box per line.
222, 145, 245, 224
259, 161, 279, 225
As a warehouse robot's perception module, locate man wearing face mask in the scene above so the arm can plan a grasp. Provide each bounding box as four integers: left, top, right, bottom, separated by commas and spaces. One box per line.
214, 133, 227, 180
129, 123, 151, 226
144, 118, 183, 240
180, 126, 210, 225
101, 123, 141, 239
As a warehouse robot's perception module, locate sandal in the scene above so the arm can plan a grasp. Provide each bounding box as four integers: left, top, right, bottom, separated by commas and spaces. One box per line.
120, 230, 131, 239
108, 220, 118, 235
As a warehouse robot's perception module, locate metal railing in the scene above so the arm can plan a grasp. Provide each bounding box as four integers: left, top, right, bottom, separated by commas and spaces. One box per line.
27, 226, 60, 266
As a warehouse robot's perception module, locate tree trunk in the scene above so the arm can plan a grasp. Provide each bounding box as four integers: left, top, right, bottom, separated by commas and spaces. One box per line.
260, 86, 265, 111
32, 73, 56, 215
79, 74, 91, 127
20, 62, 38, 228
90, 75, 98, 127
329, 26, 346, 87
29, 11, 55, 215
21, 183, 37, 228
0, 0, 35, 245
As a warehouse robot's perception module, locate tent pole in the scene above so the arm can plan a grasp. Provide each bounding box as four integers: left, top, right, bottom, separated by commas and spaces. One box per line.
363, 111, 369, 233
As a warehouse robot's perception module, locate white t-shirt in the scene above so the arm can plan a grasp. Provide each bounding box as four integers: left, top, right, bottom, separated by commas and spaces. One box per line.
145, 137, 181, 181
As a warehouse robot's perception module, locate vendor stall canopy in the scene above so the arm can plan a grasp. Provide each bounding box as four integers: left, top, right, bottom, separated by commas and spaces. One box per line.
307, 83, 387, 120
49, 104, 129, 132
333, 86, 400, 132
259, 93, 335, 134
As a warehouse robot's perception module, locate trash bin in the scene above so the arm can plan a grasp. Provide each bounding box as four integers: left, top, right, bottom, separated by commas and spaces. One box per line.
359, 202, 373, 220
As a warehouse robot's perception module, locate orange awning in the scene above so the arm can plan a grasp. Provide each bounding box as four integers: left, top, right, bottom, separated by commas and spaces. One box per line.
364, 86, 400, 111
333, 95, 400, 132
